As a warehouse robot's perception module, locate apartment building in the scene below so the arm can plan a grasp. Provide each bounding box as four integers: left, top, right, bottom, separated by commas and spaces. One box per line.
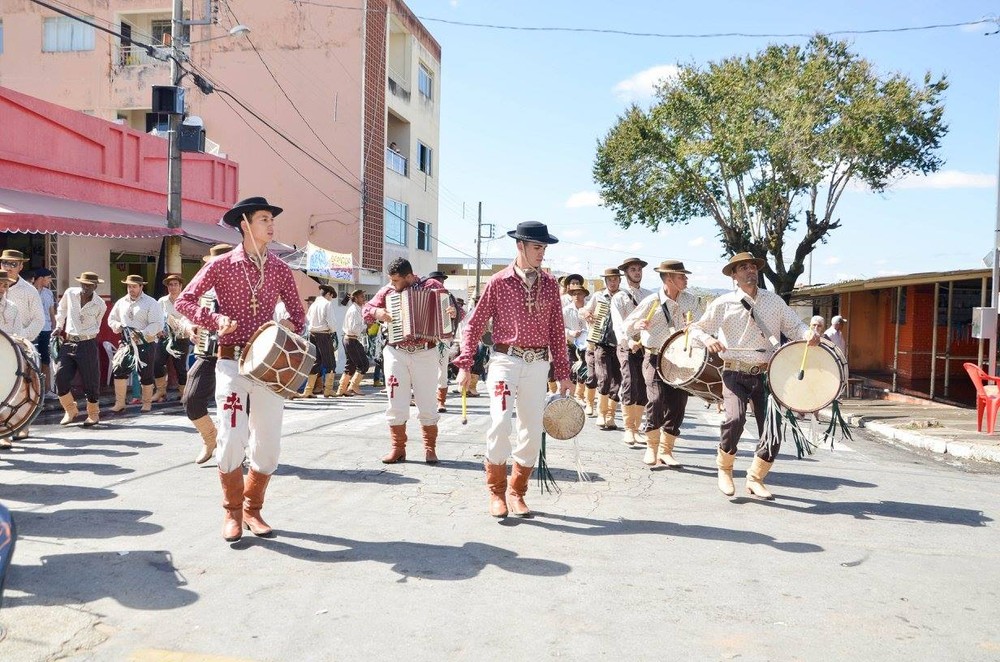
0, 0, 442, 289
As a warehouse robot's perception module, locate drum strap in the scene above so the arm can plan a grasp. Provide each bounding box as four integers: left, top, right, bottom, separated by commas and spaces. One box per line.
659, 299, 674, 327
740, 299, 779, 348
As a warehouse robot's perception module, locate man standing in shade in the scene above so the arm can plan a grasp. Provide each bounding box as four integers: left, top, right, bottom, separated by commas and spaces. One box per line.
53, 271, 108, 428
108, 275, 163, 414
338, 289, 369, 396
582, 267, 623, 430
176, 197, 305, 542
153, 274, 191, 403
455, 221, 571, 519
610, 257, 653, 449
31, 267, 57, 396
303, 284, 339, 398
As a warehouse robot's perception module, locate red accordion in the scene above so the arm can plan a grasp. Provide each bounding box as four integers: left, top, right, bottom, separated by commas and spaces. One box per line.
386, 289, 454, 344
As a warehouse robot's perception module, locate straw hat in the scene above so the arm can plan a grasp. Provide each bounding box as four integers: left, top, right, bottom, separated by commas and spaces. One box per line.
75, 271, 104, 285
618, 257, 648, 270
121, 274, 146, 286
0, 249, 28, 263
721, 252, 767, 278
601, 268, 622, 278
653, 259, 691, 274
203, 243, 234, 263
567, 285, 590, 297
162, 273, 185, 286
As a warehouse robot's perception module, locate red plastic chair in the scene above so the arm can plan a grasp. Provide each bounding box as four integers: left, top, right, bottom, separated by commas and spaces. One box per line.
963, 362, 1000, 434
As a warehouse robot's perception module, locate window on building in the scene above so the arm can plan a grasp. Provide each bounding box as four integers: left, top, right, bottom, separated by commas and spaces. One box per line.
417, 221, 432, 251
417, 142, 432, 176
418, 64, 433, 100
0, 21, 5, 55
43, 16, 96, 52
150, 19, 189, 45
384, 198, 408, 246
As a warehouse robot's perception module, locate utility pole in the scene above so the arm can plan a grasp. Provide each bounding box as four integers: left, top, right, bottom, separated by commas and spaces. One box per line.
475, 201, 482, 300
164, 0, 185, 275
992, 95, 1000, 377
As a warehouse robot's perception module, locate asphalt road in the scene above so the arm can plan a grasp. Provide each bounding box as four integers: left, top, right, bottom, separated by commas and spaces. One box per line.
1, 390, 998, 661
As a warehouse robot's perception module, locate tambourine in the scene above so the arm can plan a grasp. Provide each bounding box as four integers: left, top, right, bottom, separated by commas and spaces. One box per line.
542, 395, 586, 440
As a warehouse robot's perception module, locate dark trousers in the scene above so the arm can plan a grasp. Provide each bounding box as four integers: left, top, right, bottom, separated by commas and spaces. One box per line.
153, 338, 190, 385
112, 342, 155, 385
720, 371, 772, 460
642, 353, 689, 436
616, 345, 648, 406
593, 344, 621, 401
344, 337, 369, 376
35, 330, 52, 367
567, 345, 582, 384
309, 332, 336, 375
584, 347, 598, 389
55, 339, 100, 403
183, 356, 217, 421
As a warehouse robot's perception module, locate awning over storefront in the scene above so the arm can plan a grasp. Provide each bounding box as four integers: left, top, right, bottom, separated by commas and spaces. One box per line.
0, 187, 238, 243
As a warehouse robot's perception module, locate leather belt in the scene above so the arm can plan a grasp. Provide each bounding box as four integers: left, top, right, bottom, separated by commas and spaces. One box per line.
390, 341, 435, 354
67, 334, 96, 342
493, 343, 549, 364
217, 344, 244, 361
722, 360, 768, 375
344, 335, 359, 340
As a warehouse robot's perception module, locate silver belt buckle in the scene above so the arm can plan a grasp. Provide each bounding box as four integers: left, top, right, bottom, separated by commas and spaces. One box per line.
749, 364, 762, 375
520, 349, 537, 363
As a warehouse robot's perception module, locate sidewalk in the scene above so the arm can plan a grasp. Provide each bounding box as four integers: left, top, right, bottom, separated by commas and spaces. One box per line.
818, 395, 1000, 464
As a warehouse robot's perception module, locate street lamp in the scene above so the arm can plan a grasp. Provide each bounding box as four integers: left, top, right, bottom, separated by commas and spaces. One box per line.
183, 24, 251, 46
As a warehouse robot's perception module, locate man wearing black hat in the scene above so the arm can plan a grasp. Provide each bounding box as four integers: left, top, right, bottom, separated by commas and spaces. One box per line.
53, 271, 107, 428
152, 274, 190, 403
582, 267, 624, 429
688, 252, 818, 500
624, 260, 703, 468
176, 196, 306, 542
454, 221, 572, 519
611, 257, 654, 449
303, 284, 339, 398
108, 274, 164, 414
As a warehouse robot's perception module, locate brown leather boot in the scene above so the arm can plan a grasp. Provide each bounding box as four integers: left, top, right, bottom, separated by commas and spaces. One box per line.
243, 469, 274, 536
110, 378, 128, 412
219, 468, 244, 542
658, 432, 682, 468
604, 399, 619, 431
643, 428, 661, 466
348, 371, 364, 395
746, 456, 775, 500
82, 401, 100, 427
140, 384, 154, 412
323, 373, 337, 397
192, 415, 218, 464
485, 462, 508, 518
422, 424, 439, 464
336, 373, 353, 396
584, 388, 597, 417
301, 373, 319, 398
177, 383, 186, 399
436, 387, 447, 413
58, 393, 79, 425
381, 424, 407, 463
151, 376, 167, 403
596, 394, 609, 428
717, 448, 736, 497
507, 462, 534, 517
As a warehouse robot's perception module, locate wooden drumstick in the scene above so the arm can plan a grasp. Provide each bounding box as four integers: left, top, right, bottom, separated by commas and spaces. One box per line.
461, 387, 468, 425
797, 342, 810, 380
644, 299, 658, 323
684, 311, 692, 353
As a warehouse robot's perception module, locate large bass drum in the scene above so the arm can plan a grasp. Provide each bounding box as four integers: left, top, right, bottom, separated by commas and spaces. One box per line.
239, 322, 317, 399
767, 338, 847, 414
656, 329, 724, 404
0, 330, 44, 438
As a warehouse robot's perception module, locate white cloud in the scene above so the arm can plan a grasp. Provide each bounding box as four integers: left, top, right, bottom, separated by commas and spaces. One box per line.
613, 64, 680, 103
628, 242, 643, 251
688, 236, 705, 247
823, 256, 841, 266
565, 191, 603, 208
960, 19, 994, 33
894, 170, 997, 190
560, 228, 587, 239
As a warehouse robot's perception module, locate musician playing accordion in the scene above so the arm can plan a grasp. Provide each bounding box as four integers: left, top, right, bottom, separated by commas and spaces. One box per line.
363, 258, 455, 466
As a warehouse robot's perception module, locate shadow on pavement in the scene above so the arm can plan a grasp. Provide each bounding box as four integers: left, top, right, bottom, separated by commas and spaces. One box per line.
0, 483, 116, 506
5, 550, 197, 610
765, 471, 877, 491
0, 457, 133, 476
513, 512, 824, 553
15, 508, 163, 539
55, 437, 161, 450
761, 495, 992, 526
276, 464, 419, 485
239, 530, 572, 581
11, 446, 139, 459
442, 459, 606, 483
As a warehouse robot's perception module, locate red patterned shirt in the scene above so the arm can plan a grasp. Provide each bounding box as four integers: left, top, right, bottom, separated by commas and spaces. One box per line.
176, 244, 305, 345
454, 263, 570, 381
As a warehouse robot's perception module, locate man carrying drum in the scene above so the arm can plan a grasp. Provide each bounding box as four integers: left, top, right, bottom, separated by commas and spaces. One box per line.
0, 270, 25, 448
581, 267, 623, 430
108, 275, 164, 414
152, 274, 191, 403
53, 271, 107, 428
176, 197, 305, 543
363, 258, 455, 465
624, 260, 703, 469
610, 257, 654, 449
0, 249, 44, 441
688, 252, 819, 500
455, 221, 572, 519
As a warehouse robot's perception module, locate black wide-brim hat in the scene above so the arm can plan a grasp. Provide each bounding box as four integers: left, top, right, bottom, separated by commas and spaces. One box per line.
506, 221, 558, 245
222, 196, 283, 228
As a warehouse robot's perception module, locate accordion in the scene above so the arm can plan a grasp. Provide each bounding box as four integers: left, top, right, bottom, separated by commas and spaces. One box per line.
193, 293, 219, 357
386, 289, 454, 345
586, 298, 615, 346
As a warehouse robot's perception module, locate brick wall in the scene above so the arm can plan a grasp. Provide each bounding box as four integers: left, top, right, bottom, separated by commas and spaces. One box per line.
361, 0, 388, 273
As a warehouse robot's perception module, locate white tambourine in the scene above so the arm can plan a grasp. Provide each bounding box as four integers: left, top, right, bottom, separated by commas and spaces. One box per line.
542, 395, 586, 440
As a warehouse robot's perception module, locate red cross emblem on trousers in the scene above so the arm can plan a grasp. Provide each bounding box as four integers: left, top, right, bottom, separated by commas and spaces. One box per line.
388, 375, 399, 399
494, 381, 511, 411
223, 392, 243, 427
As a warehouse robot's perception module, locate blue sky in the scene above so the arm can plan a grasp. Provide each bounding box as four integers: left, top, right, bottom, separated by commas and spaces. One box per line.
404, 0, 1000, 290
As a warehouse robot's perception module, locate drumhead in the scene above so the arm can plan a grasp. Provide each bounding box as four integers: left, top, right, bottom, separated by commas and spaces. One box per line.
768, 339, 846, 413
658, 330, 708, 386
241, 323, 280, 372
0, 331, 21, 401
542, 397, 586, 440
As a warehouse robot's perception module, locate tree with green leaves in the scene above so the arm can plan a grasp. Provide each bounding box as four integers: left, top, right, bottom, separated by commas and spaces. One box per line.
594, 35, 948, 298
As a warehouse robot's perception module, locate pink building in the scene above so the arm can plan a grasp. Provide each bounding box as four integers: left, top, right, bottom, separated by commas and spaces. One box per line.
0, 0, 442, 291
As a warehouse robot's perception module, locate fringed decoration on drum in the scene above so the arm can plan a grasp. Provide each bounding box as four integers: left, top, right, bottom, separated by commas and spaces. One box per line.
782, 407, 813, 459
571, 437, 591, 483
49, 334, 63, 362
111, 328, 148, 373
536, 432, 561, 494
761, 393, 815, 459
821, 399, 853, 447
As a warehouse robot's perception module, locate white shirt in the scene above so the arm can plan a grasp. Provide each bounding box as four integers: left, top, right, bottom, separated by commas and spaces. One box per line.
824, 327, 846, 356
306, 297, 336, 333
343, 302, 366, 337
108, 292, 164, 339
563, 303, 588, 343
0, 296, 24, 336
624, 289, 703, 341
38, 287, 55, 332
159, 295, 187, 337
56, 287, 108, 338
610, 284, 653, 348
689, 288, 809, 364
6, 277, 44, 341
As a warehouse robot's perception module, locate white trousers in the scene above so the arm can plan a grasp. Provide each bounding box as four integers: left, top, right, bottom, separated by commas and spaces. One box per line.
215, 358, 284, 474
485, 352, 549, 466
436, 342, 449, 389
384, 345, 441, 427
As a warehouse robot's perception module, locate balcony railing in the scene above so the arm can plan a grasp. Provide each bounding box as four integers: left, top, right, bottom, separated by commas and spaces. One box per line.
387, 74, 410, 101
386, 148, 408, 176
